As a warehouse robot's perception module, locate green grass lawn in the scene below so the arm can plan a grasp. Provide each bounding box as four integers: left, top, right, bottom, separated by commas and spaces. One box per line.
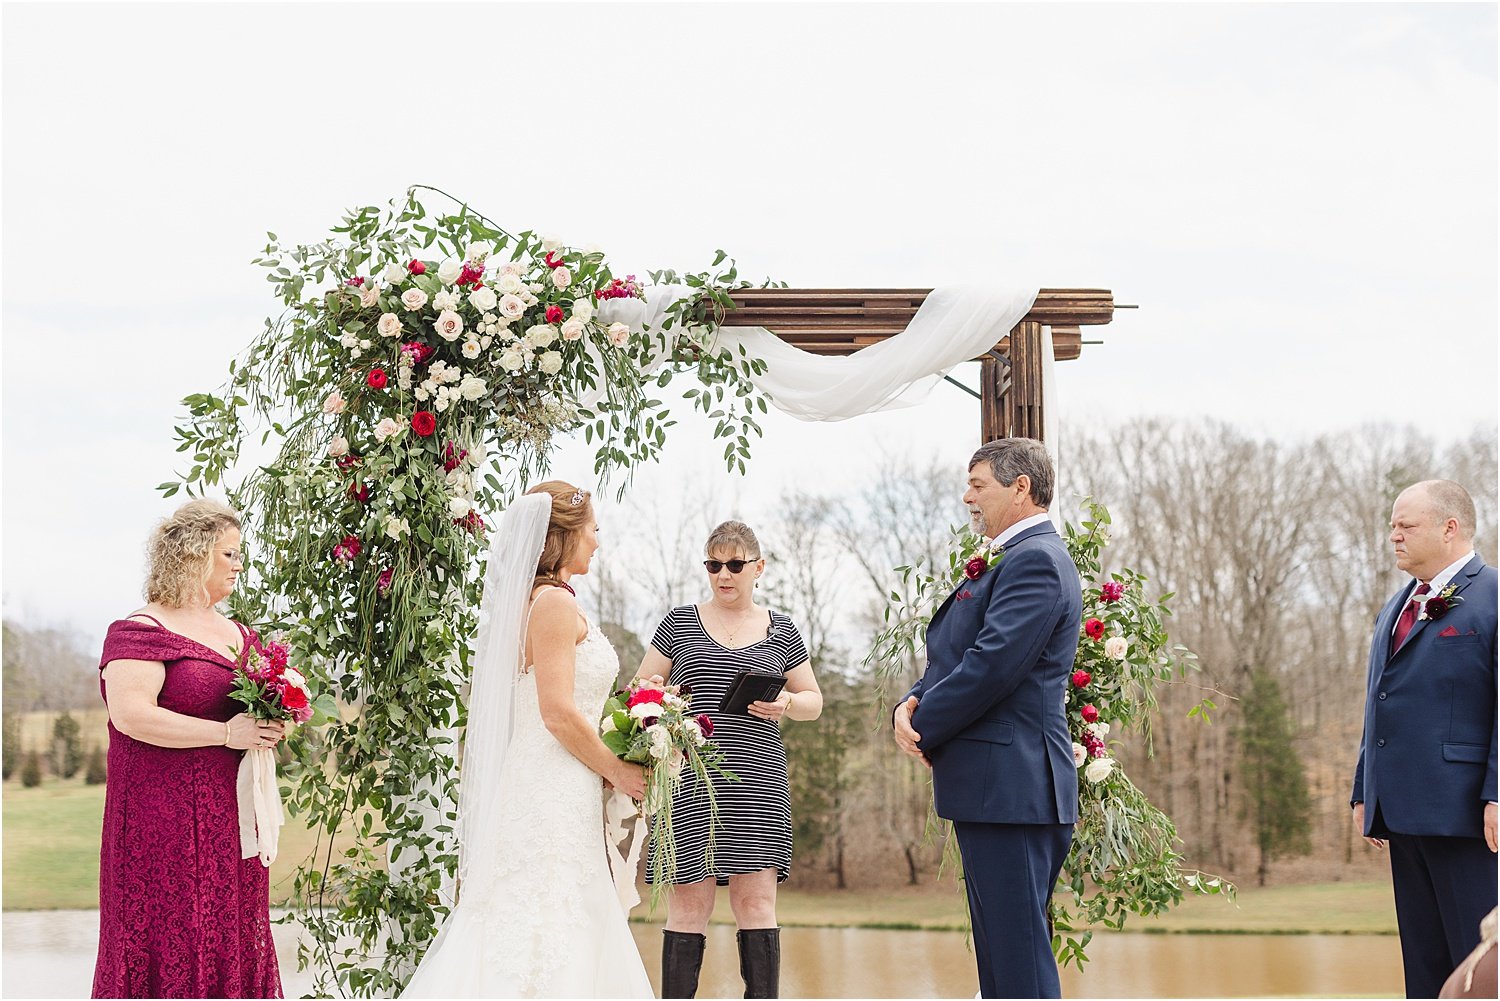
5, 779, 1397, 935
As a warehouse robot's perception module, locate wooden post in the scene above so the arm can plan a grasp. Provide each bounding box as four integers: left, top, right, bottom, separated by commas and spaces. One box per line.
1008, 320, 1046, 441
980, 354, 1009, 443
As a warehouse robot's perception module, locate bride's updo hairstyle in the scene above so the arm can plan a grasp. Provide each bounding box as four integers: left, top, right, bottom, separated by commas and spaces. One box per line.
145, 499, 241, 608
527, 480, 593, 589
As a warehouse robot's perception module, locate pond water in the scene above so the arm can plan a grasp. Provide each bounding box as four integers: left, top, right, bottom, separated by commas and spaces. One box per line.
1, 910, 1403, 998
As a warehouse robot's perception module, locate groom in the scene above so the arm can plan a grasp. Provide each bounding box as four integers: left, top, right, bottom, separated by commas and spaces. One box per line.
894, 438, 1081, 999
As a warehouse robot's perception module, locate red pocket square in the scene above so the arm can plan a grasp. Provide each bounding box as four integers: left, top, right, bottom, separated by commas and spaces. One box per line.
1438, 625, 1460, 637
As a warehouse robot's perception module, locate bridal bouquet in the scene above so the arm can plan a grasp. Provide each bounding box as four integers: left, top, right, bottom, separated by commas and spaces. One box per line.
228, 636, 334, 866
598, 679, 731, 909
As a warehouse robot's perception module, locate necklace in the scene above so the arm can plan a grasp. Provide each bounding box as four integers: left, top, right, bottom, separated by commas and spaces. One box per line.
709, 602, 757, 645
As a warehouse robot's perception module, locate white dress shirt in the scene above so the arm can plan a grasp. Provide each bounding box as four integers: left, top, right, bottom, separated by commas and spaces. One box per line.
992, 512, 1053, 550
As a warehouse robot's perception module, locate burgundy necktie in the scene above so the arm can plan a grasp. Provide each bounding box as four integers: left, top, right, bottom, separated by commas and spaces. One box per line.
1391, 582, 1431, 654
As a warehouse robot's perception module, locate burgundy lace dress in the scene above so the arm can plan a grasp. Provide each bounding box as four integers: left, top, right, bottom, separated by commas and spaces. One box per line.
92, 616, 282, 999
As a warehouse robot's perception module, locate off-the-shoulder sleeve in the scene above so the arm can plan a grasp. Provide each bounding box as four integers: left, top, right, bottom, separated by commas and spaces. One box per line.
650, 607, 685, 661
775, 613, 810, 670
99, 619, 184, 670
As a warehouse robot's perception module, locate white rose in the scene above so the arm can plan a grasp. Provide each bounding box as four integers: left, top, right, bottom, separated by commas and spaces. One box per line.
607, 322, 631, 347
282, 667, 307, 689
384, 515, 411, 541
498, 293, 526, 319
525, 324, 557, 349
629, 701, 662, 720
400, 288, 428, 311
480, 335, 493, 349
377, 312, 402, 338
437, 259, 463, 284
1072, 742, 1087, 768
538, 350, 563, 375
449, 497, 472, 518
350, 346, 362, 359
468, 285, 498, 312
497, 273, 524, 295
462, 340, 481, 359
528, 282, 544, 294
433, 391, 452, 413
1087, 721, 1111, 739
499, 350, 525, 372
432, 290, 460, 312
551, 266, 572, 290
358, 284, 380, 308
600, 715, 617, 734
571, 298, 593, 322
1104, 636, 1129, 661
458, 375, 487, 400
322, 391, 346, 415
382, 262, 406, 284
1084, 758, 1115, 784
433, 309, 465, 342
414, 384, 431, 401
374, 417, 401, 442
340, 331, 358, 348
464, 243, 489, 263
561, 318, 585, 342
541, 234, 563, 252
446, 468, 472, 493
498, 261, 523, 278
328, 436, 349, 458
648, 724, 672, 759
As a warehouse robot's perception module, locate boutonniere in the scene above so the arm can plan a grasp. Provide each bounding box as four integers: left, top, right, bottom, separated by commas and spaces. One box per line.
961, 537, 1006, 582
1418, 583, 1464, 621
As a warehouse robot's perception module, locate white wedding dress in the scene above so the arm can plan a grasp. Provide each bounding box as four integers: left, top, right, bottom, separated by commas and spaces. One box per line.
402, 493, 653, 999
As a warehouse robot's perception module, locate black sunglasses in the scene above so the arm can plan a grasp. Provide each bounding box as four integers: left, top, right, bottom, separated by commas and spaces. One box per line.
704, 558, 757, 574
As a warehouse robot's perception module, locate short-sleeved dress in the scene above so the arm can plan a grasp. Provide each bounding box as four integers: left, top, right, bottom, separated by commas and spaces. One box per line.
93, 616, 283, 999
648, 605, 810, 885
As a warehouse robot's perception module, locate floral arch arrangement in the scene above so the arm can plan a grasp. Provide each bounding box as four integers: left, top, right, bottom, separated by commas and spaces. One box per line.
170, 185, 1228, 995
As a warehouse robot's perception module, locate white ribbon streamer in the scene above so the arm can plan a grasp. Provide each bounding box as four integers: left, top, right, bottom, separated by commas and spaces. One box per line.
604, 789, 647, 914
236, 747, 284, 867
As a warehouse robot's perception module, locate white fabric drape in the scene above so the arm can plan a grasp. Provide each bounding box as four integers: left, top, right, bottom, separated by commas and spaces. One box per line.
455, 492, 551, 891
603, 791, 647, 911
586, 285, 1039, 421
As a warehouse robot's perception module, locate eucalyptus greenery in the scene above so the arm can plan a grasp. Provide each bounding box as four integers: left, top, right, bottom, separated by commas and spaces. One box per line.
866, 499, 1234, 968
163, 186, 772, 997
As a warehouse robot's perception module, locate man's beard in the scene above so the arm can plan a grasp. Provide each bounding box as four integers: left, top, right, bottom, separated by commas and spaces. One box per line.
969, 509, 986, 534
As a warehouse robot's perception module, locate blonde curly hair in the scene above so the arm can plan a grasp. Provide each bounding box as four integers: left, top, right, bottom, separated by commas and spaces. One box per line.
144, 499, 242, 608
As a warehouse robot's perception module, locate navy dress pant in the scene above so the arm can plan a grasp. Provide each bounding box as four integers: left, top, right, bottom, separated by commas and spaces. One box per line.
1388, 832, 1498, 998
953, 821, 1073, 999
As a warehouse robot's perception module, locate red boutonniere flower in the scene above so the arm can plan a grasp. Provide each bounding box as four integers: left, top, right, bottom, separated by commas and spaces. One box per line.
1419, 583, 1463, 621
964, 557, 988, 580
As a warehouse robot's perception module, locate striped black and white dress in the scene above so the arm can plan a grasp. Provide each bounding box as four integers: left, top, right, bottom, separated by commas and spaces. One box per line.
647, 604, 810, 885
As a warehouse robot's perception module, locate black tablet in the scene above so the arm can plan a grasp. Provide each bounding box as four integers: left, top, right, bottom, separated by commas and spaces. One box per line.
718, 671, 788, 715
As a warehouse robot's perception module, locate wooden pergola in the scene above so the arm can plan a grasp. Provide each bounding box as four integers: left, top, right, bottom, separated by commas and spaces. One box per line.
720, 288, 1121, 443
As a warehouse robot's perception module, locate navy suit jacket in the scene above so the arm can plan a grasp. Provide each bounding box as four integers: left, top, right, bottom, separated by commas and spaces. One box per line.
904, 521, 1082, 825
1352, 554, 1498, 839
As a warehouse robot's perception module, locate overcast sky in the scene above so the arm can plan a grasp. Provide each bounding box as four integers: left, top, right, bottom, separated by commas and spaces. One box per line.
3, 2, 1496, 640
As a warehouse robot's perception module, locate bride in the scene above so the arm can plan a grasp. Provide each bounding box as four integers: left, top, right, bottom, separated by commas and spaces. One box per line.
403, 481, 654, 998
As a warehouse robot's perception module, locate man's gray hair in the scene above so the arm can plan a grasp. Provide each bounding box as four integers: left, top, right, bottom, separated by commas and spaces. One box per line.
1411, 479, 1477, 541
969, 437, 1054, 508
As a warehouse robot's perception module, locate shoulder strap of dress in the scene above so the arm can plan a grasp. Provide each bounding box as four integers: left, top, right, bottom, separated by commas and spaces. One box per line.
127, 613, 165, 627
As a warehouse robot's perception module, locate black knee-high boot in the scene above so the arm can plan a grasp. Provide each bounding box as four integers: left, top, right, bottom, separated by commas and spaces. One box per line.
662, 930, 707, 999
736, 927, 780, 999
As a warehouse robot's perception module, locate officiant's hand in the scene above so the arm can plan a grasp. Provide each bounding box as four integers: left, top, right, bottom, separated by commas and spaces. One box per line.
608, 761, 648, 801
893, 696, 930, 768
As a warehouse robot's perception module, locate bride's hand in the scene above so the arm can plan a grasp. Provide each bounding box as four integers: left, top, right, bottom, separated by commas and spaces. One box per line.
610, 762, 648, 801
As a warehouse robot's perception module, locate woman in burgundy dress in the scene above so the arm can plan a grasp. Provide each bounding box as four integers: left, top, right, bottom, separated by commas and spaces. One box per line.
94, 499, 287, 999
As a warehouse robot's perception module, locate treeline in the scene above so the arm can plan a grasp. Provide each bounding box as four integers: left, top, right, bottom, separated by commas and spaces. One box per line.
592, 419, 1497, 889
2, 621, 110, 785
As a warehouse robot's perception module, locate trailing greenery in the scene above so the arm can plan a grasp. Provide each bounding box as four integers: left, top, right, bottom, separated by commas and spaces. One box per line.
866, 500, 1234, 968
163, 187, 773, 997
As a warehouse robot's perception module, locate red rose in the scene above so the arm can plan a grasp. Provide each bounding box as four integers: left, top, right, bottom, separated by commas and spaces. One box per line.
1071, 670, 1091, 688
367, 368, 388, 389
1424, 595, 1451, 619
348, 482, 371, 504
1100, 581, 1126, 603
626, 688, 665, 710
696, 713, 714, 738
407, 259, 427, 275
964, 556, 988, 581
335, 454, 360, 470
545, 304, 564, 323
280, 684, 309, 714
544, 251, 565, 269
411, 411, 437, 437
1081, 704, 1099, 723
1085, 618, 1105, 640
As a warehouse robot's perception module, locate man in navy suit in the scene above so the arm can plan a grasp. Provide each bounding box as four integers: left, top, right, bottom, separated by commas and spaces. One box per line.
1352, 479, 1498, 998
893, 438, 1082, 998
